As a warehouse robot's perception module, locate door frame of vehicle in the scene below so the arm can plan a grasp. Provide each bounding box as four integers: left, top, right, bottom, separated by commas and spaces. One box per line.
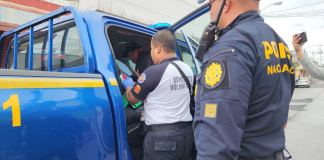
102, 17, 157, 159
169, 3, 209, 74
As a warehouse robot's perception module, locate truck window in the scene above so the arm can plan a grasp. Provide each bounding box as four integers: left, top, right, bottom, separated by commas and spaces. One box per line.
6, 37, 29, 69
5, 31, 46, 70
0, 35, 13, 68
49, 22, 84, 70
7, 44, 13, 69
17, 39, 29, 69
178, 43, 197, 75
42, 21, 84, 71
4, 21, 84, 71
107, 26, 152, 76
62, 24, 84, 69
48, 27, 65, 70
33, 31, 47, 71
174, 11, 209, 74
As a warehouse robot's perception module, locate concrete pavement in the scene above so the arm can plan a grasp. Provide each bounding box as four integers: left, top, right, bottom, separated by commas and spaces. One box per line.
286, 82, 324, 160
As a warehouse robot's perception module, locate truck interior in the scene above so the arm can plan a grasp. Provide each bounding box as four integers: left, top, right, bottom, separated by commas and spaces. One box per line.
106, 25, 153, 160
106, 25, 201, 159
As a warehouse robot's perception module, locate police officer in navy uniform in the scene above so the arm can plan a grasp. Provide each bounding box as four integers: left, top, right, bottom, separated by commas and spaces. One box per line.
193, 0, 294, 159
121, 30, 194, 160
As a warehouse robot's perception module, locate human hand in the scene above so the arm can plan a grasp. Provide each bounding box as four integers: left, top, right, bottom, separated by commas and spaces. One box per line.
135, 69, 140, 78
292, 34, 304, 59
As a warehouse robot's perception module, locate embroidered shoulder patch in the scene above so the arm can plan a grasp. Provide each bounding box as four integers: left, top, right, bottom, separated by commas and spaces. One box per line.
203, 60, 225, 89
137, 73, 146, 84
204, 104, 218, 118
134, 85, 141, 94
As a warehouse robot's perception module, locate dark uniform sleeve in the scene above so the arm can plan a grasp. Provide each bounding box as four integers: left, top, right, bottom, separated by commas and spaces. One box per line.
193, 46, 255, 159
130, 64, 166, 101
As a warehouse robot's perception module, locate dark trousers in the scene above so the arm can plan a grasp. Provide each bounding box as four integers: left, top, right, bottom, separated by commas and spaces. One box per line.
143, 122, 193, 160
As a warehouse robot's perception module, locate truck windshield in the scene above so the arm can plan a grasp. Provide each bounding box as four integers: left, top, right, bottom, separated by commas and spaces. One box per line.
174, 11, 209, 73
174, 11, 210, 56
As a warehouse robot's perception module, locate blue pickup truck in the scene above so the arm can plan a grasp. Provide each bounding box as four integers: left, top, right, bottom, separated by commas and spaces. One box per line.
0, 4, 208, 160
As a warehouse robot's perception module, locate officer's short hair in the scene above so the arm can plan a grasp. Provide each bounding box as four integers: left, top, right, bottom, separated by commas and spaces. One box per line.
152, 30, 177, 53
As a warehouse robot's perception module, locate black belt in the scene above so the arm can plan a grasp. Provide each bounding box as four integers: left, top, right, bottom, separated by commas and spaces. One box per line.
255, 151, 283, 160
239, 150, 288, 160
147, 121, 192, 132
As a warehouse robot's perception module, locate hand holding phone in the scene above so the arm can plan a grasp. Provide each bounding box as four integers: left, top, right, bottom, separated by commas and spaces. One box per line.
298, 32, 307, 44
292, 32, 306, 60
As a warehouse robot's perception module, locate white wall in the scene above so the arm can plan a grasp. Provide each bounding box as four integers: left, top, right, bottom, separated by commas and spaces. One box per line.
48, 0, 201, 25
44, 0, 79, 7
0, 6, 42, 25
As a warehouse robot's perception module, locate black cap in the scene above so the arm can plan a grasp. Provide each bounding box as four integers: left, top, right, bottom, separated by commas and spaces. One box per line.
119, 42, 141, 56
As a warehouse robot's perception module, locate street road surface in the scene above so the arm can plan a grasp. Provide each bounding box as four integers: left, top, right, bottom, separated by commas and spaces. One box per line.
286, 82, 324, 160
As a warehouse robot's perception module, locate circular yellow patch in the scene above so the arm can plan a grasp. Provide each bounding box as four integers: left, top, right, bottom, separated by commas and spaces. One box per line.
204, 61, 224, 88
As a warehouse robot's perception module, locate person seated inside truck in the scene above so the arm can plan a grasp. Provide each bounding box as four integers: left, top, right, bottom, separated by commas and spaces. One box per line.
116, 60, 143, 124
116, 59, 145, 160
119, 42, 153, 80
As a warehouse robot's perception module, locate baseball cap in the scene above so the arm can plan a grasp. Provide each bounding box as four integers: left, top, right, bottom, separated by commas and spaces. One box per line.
119, 42, 141, 56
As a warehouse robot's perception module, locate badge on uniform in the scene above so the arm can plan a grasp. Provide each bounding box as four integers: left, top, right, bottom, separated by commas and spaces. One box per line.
137, 73, 146, 84
134, 85, 141, 94
204, 103, 218, 118
203, 60, 225, 89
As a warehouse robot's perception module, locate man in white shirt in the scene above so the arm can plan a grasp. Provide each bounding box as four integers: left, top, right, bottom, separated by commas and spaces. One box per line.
121, 30, 194, 160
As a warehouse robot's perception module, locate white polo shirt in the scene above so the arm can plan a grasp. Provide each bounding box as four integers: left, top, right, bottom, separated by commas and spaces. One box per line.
131, 57, 193, 125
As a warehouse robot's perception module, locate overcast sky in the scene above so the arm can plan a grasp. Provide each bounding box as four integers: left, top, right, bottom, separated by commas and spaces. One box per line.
189, 0, 324, 51
140, 0, 324, 51
260, 0, 324, 51
50, 0, 324, 54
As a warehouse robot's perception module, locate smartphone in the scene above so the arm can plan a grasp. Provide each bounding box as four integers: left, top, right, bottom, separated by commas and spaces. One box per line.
298, 32, 307, 44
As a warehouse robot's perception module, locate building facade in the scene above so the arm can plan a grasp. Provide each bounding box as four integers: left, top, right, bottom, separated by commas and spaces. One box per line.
0, 0, 200, 35
0, 0, 65, 35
